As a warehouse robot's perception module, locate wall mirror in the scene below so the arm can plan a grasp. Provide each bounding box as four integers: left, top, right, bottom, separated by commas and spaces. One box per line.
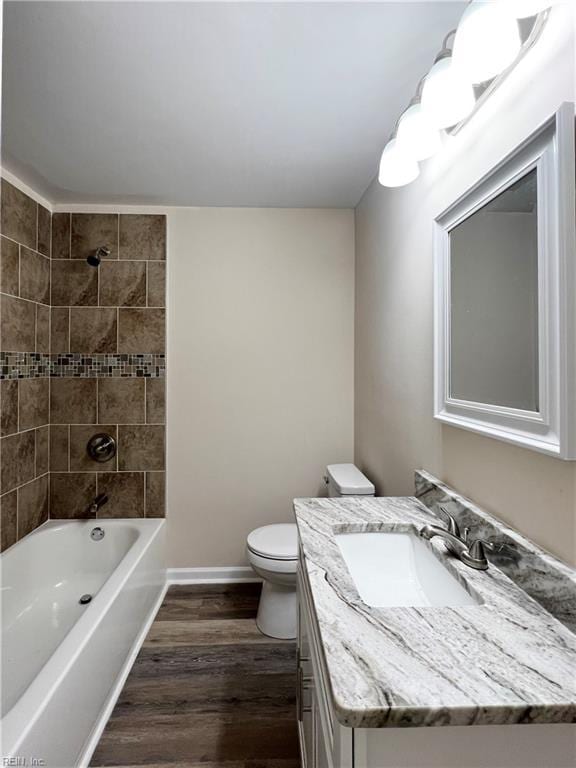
434, 103, 576, 458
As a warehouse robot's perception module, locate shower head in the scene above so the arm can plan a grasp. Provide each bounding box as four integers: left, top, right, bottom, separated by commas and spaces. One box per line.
87, 246, 110, 267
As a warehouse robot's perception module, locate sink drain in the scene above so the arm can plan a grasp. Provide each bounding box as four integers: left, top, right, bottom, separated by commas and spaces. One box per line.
79, 594, 92, 605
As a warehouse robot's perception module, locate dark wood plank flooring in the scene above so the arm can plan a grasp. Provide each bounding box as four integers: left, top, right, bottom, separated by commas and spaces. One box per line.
91, 583, 300, 768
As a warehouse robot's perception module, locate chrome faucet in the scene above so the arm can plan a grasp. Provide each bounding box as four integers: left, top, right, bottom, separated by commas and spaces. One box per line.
419, 506, 494, 570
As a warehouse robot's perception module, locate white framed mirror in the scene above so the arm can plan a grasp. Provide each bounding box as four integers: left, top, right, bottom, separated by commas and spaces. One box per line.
434, 103, 576, 458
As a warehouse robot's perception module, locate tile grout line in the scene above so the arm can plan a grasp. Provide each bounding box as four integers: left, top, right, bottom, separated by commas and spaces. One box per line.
0, 291, 51, 308
1, 471, 50, 501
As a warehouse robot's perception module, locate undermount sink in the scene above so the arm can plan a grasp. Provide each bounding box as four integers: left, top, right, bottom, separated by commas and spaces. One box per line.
335, 531, 480, 608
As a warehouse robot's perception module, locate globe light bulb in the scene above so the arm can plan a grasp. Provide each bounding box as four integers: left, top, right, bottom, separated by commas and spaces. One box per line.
421, 56, 476, 129
453, 1, 521, 84
378, 139, 420, 188
396, 103, 442, 161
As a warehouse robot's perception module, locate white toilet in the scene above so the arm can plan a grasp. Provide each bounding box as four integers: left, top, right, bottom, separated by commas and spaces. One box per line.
247, 463, 375, 639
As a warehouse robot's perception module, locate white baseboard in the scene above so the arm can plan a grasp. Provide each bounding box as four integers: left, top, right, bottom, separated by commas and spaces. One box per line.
167, 566, 261, 584
77, 581, 168, 768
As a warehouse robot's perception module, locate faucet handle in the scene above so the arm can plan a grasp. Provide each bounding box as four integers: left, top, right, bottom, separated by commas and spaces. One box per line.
436, 505, 461, 538
461, 538, 491, 570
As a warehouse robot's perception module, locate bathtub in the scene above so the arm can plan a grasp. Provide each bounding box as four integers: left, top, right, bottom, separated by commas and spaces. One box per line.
1, 518, 166, 767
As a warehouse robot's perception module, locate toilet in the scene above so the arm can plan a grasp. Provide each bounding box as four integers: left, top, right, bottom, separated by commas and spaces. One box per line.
247, 463, 375, 639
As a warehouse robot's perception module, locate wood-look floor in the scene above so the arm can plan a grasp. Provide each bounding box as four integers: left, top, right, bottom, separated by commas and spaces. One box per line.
91, 583, 300, 768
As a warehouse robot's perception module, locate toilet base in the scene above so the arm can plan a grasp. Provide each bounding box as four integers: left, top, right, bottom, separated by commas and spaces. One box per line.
256, 580, 297, 640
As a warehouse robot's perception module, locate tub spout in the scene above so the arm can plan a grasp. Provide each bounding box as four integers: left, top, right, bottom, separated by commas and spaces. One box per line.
89, 494, 108, 515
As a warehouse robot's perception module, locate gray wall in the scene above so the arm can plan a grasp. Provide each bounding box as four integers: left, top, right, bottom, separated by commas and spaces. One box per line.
167, 207, 355, 567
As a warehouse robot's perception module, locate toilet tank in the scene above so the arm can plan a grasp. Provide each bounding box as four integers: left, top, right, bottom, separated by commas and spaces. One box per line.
325, 464, 375, 497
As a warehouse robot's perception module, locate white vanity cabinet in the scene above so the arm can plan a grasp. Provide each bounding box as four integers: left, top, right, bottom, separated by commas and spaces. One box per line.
297, 566, 353, 768
296, 558, 576, 768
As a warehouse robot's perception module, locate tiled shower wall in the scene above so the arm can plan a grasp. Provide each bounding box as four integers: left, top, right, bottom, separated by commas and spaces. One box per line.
0, 180, 51, 551
0, 179, 166, 552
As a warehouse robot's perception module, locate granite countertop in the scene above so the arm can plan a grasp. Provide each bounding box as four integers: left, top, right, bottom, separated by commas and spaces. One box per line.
294, 495, 576, 729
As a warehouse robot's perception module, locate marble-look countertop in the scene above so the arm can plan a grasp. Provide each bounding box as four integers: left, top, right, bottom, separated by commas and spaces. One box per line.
294, 496, 576, 728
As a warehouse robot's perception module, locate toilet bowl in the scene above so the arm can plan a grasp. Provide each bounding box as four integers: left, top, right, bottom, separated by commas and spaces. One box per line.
247, 524, 298, 639
247, 463, 375, 640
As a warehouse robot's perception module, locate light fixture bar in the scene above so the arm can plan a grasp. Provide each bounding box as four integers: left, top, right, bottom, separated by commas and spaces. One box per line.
377, 4, 551, 187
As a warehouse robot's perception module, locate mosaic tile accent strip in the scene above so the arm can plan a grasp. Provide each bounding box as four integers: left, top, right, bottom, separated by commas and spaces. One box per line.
0, 352, 166, 380
1, 352, 52, 379
51, 354, 166, 378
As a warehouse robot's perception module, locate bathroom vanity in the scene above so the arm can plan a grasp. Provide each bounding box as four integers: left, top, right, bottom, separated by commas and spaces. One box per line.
294, 476, 576, 768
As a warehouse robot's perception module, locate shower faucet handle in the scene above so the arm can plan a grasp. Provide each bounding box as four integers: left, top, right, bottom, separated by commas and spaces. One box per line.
87, 432, 117, 463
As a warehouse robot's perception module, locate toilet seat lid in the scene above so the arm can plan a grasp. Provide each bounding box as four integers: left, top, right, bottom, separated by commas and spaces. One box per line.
247, 524, 298, 560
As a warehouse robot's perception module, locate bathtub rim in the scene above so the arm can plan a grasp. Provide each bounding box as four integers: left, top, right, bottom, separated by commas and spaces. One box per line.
78, 577, 168, 767
1, 517, 166, 757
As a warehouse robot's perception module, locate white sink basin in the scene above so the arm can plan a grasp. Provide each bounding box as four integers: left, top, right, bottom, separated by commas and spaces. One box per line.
335, 531, 480, 608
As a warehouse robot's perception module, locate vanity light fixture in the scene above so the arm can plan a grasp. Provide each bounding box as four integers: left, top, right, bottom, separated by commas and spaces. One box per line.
421, 33, 476, 130
396, 96, 442, 161
452, 1, 521, 84
377, 0, 554, 188
378, 138, 420, 188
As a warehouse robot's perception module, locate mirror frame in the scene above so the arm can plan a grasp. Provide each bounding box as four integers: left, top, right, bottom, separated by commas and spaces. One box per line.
434, 103, 576, 459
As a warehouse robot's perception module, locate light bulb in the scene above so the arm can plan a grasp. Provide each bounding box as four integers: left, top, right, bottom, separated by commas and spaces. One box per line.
421, 56, 476, 129
396, 103, 441, 161
502, 0, 554, 18
453, 1, 521, 84
378, 139, 420, 188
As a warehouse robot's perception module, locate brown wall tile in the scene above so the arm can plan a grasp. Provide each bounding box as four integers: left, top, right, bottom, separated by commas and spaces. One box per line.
99, 261, 146, 307
146, 379, 165, 424
18, 475, 48, 538
50, 378, 97, 424
118, 308, 165, 353
147, 262, 165, 307
1, 430, 35, 493
50, 307, 70, 352
98, 378, 145, 424
36, 303, 50, 353
50, 472, 97, 519
0, 491, 17, 551
119, 215, 166, 261
19, 378, 49, 430
70, 425, 117, 471
51, 213, 70, 259
20, 247, 50, 304
145, 471, 165, 517
1, 380, 18, 436
70, 307, 117, 353
71, 214, 118, 260
97, 472, 144, 518
50, 425, 69, 471
36, 426, 49, 476
51, 260, 98, 306
1, 294, 36, 351
0, 237, 19, 296
118, 425, 165, 471
37, 205, 51, 257
1, 180, 36, 249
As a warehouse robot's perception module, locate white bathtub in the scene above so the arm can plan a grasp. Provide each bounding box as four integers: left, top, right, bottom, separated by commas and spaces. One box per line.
1, 518, 166, 767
